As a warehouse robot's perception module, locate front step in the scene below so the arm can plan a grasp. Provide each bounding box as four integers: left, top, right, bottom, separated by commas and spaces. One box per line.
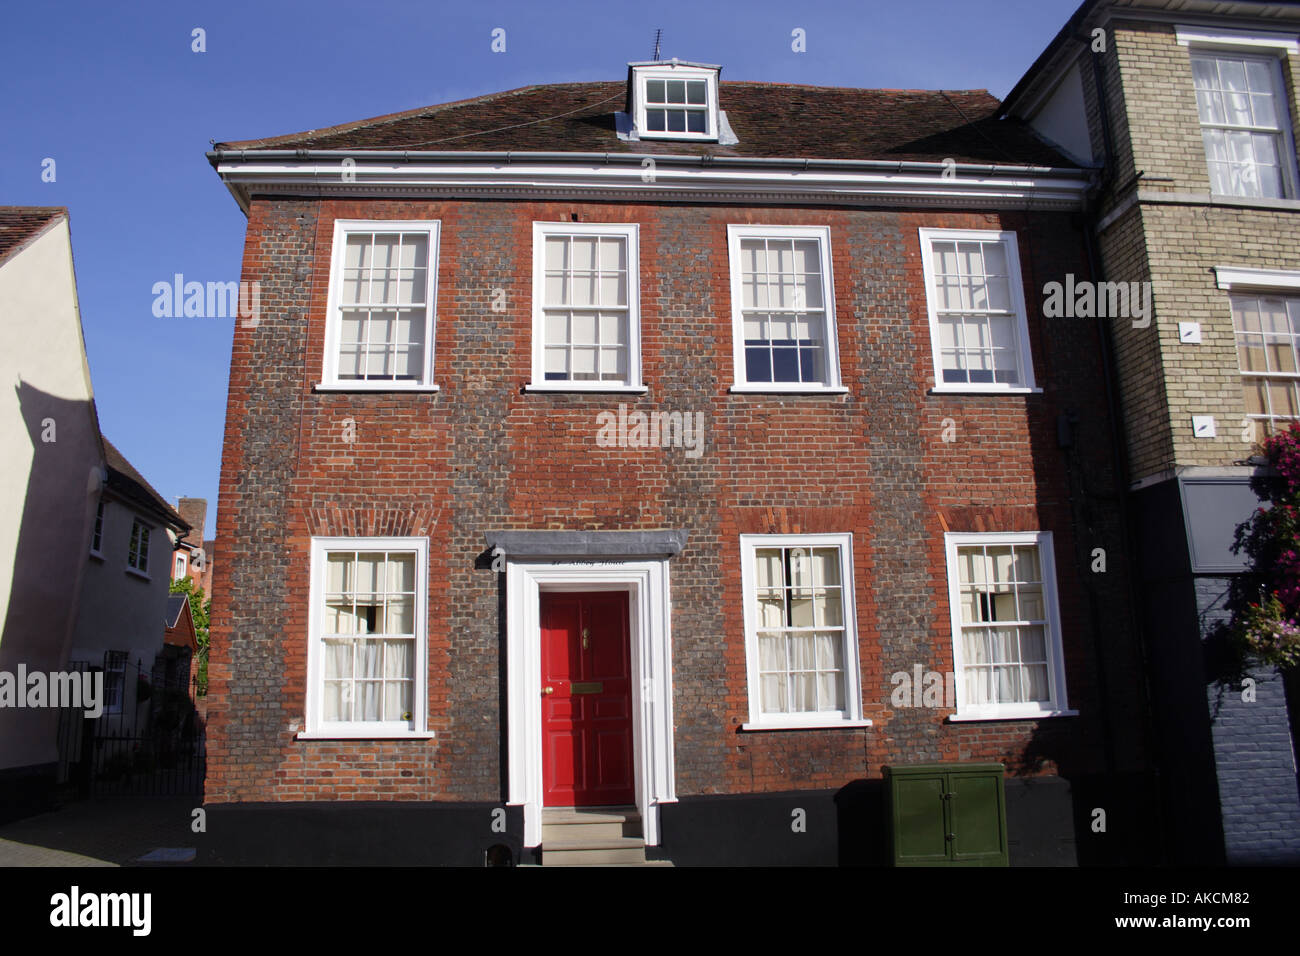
541, 807, 670, 866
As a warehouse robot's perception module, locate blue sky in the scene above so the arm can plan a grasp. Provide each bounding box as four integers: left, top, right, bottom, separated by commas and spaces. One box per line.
1, 0, 1081, 541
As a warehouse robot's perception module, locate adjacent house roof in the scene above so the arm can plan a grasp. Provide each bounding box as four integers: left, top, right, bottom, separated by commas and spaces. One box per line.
214, 81, 1075, 167
103, 437, 189, 534
164, 594, 197, 650
0, 207, 66, 267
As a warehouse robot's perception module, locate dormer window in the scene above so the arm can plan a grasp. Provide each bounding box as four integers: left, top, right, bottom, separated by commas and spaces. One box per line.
630, 61, 720, 142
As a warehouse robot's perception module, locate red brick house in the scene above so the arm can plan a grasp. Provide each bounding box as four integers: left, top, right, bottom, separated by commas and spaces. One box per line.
202, 61, 1156, 865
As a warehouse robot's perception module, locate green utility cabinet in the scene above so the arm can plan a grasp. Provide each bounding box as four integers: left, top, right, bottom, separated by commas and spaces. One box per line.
883, 763, 1008, 866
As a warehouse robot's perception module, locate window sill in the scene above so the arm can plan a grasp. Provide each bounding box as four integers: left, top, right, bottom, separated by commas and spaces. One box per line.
947, 708, 1077, 722
525, 383, 648, 394
740, 719, 872, 731
729, 385, 850, 395
929, 386, 1042, 396
125, 567, 151, 581
296, 730, 436, 740
89, 551, 104, 562
314, 383, 440, 393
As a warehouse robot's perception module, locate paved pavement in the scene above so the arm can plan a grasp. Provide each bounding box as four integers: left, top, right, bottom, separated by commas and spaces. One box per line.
0, 797, 199, 867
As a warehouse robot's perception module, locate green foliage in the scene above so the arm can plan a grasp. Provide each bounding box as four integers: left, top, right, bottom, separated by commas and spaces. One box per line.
169, 576, 210, 696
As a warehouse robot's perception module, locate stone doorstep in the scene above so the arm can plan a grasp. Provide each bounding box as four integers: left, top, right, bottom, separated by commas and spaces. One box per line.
540, 806, 673, 867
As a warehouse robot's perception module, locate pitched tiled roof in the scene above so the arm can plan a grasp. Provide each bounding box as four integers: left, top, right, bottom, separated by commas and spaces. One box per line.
165, 594, 190, 628
103, 437, 189, 533
215, 81, 1074, 167
0, 207, 66, 267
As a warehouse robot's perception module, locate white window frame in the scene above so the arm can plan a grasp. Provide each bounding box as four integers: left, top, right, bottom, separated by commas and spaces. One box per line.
528, 222, 644, 392
726, 224, 846, 393
1184, 45, 1298, 200
174, 552, 188, 579
320, 220, 441, 392
944, 531, 1074, 721
90, 499, 104, 557
739, 533, 869, 730
126, 518, 151, 578
919, 228, 1039, 394
300, 536, 433, 739
632, 64, 719, 142
1215, 267, 1300, 440
103, 650, 127, 715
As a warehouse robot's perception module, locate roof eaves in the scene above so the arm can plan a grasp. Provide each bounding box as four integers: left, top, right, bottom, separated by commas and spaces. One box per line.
0, 207, 68, 268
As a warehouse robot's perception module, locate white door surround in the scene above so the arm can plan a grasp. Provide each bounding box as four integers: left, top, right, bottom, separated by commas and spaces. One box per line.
490, 530, 684, 848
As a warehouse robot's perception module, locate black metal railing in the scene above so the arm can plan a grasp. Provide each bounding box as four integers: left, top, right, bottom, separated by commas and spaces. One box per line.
55, 653, 205, 797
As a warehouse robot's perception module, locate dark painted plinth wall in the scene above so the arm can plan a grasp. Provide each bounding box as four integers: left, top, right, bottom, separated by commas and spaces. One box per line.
1195, 576, 1300, 864
1134, 477, 1300, 865
196, 802, 524, 866
0, 763, 56, 826
196, 775, 1155, 866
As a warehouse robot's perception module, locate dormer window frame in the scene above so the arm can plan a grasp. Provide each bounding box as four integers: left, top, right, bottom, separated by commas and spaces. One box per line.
632, 63, 720, 143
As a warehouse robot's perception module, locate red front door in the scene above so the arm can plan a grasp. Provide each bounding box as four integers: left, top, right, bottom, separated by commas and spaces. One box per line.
541, 591, 635, 806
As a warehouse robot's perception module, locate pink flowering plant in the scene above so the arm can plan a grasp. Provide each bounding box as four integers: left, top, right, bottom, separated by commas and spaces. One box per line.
1232, 422, 1300, 669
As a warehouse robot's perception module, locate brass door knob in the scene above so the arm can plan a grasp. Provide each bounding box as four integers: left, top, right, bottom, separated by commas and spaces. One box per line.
543, 686, 554, 695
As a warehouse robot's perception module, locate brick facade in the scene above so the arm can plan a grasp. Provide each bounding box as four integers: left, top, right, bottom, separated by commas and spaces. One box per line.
205, 196, 1149, 812
1088, 20, 1300, 479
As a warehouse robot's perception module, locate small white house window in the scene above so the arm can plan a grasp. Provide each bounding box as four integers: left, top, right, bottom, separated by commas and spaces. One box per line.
1190, 51, 1294, 198
920, 228, 1036, 393
530, 222, 642, 391
304, 537, 430, 738
90, 500, 104, 555
727, 225, 843, 392
740, 533, 867, 729
127, 519, 150, 574
944, 532, 1073, 720
322, 221, 440, 390
630, 62, 720, 141
174, 552, 188, 579
103, 650, 128, 715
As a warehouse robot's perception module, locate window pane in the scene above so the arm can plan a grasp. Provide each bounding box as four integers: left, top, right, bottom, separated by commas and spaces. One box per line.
569, 236, 596, 270
755, 548, 782, 587
544, 313, 568, 346
571, 312, 597, 345
599, 312, 625, 345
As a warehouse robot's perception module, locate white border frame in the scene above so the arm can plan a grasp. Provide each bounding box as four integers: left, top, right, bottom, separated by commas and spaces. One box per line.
505, 559, 676, 848
726, 224, 847, 393
943, 530, 1075, 721
919, 227, 1039, 394
738, 533, 870, 730
528, 222, 645, 393
319, 220, 442, 392
299, 536, 434, 739
632, 64, 719, 142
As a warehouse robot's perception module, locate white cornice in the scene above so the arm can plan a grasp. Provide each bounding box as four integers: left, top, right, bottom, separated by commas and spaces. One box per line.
1215, 264, 1300, 290
214, 158, 1091, 213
